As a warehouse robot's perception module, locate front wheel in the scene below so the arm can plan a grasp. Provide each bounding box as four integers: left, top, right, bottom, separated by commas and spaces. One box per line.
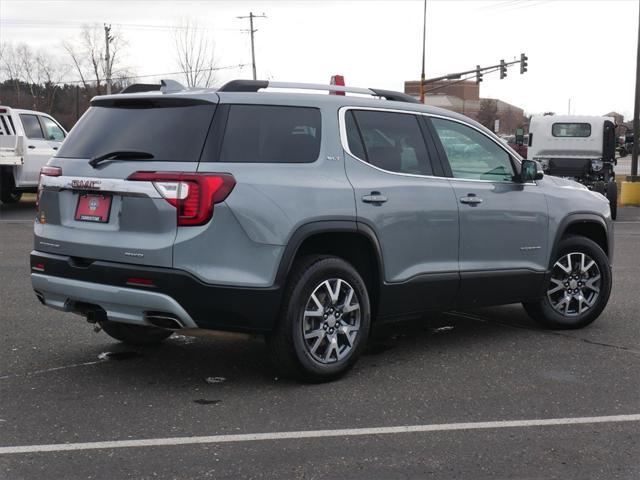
523, 235, 612, 329
267, 255, 371, 382
100, 320, 173, 345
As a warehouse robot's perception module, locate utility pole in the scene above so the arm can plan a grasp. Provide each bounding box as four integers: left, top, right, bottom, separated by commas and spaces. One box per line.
631, 0, 640, 180
237, 12, 266, 80
104, 24, 113, 95
419, 0, 427, 103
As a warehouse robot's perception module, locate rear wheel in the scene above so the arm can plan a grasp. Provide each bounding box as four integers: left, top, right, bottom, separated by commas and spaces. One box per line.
0, 173, 22, 204
100, 320, 173, 345
267, 255, 371, 382
523, 235, 611, 329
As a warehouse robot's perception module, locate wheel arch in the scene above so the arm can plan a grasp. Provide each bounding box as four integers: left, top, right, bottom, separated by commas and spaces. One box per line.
551, 214, 611, 268
274, 221, 384, 318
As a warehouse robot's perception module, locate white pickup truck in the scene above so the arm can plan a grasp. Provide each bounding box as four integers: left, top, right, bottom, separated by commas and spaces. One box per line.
0, 106, 67, 204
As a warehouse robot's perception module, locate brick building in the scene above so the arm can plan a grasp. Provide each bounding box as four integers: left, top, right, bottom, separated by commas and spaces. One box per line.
404, 79, 525, 134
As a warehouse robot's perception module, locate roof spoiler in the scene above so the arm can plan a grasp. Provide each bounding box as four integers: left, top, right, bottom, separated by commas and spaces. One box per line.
217, 80, 421, 104
119, 79, 186, 94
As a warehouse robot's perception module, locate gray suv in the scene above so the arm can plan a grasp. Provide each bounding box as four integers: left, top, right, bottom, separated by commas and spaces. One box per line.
31, 80, 613, 382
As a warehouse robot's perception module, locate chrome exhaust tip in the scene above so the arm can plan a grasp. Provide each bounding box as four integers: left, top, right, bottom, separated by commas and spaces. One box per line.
144, 312, 184, 330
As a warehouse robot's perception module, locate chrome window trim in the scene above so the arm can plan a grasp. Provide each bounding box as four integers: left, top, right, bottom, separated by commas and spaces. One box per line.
338, 106, 536, 186
40, 175, 161, 198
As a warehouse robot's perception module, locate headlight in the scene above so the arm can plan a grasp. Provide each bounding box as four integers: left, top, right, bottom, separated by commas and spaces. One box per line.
591, 160, 603, 172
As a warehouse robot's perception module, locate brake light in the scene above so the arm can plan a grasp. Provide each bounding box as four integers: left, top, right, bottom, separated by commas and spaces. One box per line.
127, 172, 235, 226
40, 166, 62, 177
37, 166, 62, 209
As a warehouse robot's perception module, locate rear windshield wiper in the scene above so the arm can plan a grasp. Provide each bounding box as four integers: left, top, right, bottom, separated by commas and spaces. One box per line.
89, 150, 154, 168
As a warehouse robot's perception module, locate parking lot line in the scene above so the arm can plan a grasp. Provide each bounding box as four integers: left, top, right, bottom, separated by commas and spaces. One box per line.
1, 414, 639, 455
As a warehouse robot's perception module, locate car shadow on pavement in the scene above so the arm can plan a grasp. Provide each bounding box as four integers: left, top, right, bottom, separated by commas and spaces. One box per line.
0, 196, 36, 220
74, 304, 541, 388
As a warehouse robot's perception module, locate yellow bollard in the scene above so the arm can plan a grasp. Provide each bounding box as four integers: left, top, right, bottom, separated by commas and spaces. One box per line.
620, 181, 640, 206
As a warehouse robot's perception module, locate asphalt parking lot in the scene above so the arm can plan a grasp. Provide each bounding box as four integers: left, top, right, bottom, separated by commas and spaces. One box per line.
1, 198, 639, 479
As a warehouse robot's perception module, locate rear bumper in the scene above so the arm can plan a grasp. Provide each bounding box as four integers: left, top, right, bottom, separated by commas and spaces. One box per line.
30, 251, 282, 333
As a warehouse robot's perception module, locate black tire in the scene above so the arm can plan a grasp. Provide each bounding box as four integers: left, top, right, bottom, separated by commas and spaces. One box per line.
0, 173, 22, 204
100, 320, 173, 345
606, 182, 618, 220
523, 235, 611, 329
592, 181, 606, 196
266, 255, 371, 382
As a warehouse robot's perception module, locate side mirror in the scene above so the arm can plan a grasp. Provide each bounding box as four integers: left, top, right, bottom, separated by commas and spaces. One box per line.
520, 159, 543, 182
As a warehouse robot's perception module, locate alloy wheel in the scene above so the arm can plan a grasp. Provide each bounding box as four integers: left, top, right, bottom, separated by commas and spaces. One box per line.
301, 278, 361, 364
547, 252, 601, 317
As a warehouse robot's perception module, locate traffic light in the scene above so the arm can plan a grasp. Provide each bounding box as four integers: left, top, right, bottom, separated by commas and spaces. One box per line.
520, 53, 528, 74
500, 59, 507, 79
476, 65, 483, 84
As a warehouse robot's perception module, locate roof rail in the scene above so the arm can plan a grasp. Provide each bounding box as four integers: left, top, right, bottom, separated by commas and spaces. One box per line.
217, 80, 421, 104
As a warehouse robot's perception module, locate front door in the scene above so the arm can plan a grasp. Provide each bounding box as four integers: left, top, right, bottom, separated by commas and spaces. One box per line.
428, 116, 549, 307
17, 113, 58, 187
341, 108, 460, 317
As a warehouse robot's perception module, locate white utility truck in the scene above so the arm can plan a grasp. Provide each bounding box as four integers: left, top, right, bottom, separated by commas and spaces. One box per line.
528, 115, 618, 219
0, 106, 67, 204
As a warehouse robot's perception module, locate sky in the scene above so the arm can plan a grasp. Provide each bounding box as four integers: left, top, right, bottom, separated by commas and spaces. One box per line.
1, 0, 638, 119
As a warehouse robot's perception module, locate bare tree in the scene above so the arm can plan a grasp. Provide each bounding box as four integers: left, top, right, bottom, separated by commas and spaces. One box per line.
0, 43, 24, 104
173, 19, 217, 88
63, 24, 129, 95
36, 51, 69, 112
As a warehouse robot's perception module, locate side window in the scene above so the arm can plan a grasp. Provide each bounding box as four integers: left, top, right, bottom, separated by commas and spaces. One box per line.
218, 105, 321, 163
20, 114, 44, 139
430, 118, 514, 182
346, 110, 432, 176
39, 116, 66, 141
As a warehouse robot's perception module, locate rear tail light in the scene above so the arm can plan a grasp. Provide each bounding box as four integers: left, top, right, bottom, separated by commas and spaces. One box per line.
37, 166, 62, 209
127, 172, 235, 226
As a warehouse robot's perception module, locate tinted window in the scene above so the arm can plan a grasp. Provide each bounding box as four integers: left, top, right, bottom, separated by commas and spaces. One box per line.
40, 116, 65, 141
20, 114, 44, 139
218, 105, 321, 163
552, 123, 591, 137
345, 111, 366, 160
431, 118, 514, 182
348, 110, 432, 176
57, 100, 216, 161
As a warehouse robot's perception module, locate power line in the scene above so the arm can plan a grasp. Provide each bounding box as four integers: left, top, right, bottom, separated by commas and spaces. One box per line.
0, 19, 242, 32
46, 64, 248, 86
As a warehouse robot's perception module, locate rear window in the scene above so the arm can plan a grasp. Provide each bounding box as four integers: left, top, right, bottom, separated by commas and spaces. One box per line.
218, 105, 321, 163
552, 123, 591, 138
56, 99, 216, 161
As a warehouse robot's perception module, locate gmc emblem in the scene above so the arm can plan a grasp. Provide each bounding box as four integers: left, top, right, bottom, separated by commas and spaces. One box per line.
71, 179, 101, 190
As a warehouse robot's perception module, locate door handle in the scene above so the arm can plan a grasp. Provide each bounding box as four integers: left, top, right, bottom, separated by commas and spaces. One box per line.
459, 194, 483, 205
28, 145, 36, 149
362, 192, 388, 204
53, 146, 59, 150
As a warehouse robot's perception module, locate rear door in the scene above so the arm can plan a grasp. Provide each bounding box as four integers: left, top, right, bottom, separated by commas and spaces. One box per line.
341, 108, 459, 316
36, 96, 218, 268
